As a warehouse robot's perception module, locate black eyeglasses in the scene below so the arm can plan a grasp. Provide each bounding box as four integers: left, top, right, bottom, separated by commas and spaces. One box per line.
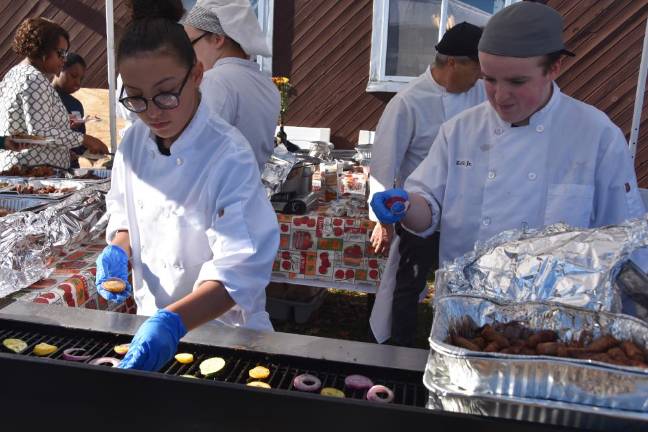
190, 32, 209, 45
119, 67, 193, 113
56, 48, 68, 60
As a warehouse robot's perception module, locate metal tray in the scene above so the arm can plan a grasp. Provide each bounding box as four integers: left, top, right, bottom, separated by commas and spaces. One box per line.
428, 295, 648, 412
1, 179, 87, 199
0, 196, 52, 215
424, 362, 648, 431
70, 168, 111, 182
0, 176, 27, 192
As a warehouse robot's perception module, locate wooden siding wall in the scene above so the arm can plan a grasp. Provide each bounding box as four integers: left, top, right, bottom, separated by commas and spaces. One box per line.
0, 0, 131, 89
274, 0, 648, 187
549, 0, 648, 186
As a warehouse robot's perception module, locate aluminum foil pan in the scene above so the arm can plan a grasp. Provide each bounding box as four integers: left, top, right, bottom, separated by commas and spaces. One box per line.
70, 168, 111, 182
0, 196, 52, 214
0, 183, 109, 298
428, 295, 648, 411
435, 217, 648, 313
424, 361, 648, 431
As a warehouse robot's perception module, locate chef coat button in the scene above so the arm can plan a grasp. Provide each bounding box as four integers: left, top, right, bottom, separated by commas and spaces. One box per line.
536, 125, 544, 133
176, 157, 183, 166
162, 263, 167, 269
137, 200, 143, 208
482, 217, 491, 226
528, 172, 537, 181
487, 170, 496, 180
494, 127, 504, 135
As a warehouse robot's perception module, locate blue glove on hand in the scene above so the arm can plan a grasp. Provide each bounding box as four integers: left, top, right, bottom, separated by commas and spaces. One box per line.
118, 309, 187, 372
370, 188, 409, 224
95, 245, 132, 303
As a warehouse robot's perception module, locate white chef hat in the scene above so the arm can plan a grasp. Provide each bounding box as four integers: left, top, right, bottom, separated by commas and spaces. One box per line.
181, 0, 271, 57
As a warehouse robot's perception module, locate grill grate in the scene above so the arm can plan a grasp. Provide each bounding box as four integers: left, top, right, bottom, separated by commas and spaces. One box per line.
0, 320, 426, 408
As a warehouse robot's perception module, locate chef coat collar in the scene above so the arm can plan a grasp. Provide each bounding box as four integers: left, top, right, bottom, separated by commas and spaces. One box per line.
425, 66, 448, 96
146, 96, 209, 155
211, 56, 259, 71
494, 81, 561, 128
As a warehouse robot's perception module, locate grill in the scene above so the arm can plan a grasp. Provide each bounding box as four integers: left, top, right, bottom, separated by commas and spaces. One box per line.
0, 318, 425, 406
0, 309, 577, 431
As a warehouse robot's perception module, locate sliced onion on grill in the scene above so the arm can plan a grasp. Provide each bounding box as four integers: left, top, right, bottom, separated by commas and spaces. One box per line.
90, 357, 121, 367
62, 348, 92, 362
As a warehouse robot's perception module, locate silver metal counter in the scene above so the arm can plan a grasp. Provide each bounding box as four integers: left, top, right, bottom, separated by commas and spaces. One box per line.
0, 300, 428, 372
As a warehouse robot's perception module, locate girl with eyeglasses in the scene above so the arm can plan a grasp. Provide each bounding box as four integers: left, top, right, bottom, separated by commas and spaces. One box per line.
96, 1, 279, 371
0, 18, 108, 172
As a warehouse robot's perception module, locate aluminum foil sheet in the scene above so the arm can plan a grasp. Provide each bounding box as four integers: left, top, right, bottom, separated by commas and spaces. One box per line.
435, 217, 648, 312
0, 183, 109, 298
428, 294, 648, 412
262, 145, 297, 197
424, 360, 648, 431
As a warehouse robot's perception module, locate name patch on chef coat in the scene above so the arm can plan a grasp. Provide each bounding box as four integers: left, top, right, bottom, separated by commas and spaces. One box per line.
456, 160, 473, 167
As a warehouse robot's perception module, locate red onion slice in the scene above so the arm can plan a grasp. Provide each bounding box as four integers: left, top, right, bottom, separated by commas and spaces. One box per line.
344, 374, 374, 390
366, 384, 394, 403
62, 348, 92, 362
89, 357, 121, 367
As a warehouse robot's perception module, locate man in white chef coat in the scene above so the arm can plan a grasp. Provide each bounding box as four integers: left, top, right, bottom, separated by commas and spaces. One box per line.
182, 0, 280, 171
371, 3, 645, 277
368, 22, 486, 346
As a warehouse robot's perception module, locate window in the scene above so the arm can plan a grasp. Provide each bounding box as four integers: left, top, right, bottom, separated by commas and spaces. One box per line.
181, 0, 274, 74
368, 0, 519, 92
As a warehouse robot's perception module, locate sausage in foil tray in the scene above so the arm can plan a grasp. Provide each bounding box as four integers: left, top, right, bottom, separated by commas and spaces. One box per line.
447, 319, 648, 369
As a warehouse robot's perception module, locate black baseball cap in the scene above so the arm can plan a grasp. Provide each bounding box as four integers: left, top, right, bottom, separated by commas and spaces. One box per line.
435, 22, 483, 61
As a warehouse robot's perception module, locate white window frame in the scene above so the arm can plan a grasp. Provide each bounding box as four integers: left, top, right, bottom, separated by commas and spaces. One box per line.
367, 0, 518, 93
255, 0, 274, 75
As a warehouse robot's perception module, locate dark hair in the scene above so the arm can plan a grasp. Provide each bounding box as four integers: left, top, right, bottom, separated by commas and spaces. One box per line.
13, 18, 70, 59
118, 1, 194, 69
64, 52, 86, 69
539, 51, 563, 74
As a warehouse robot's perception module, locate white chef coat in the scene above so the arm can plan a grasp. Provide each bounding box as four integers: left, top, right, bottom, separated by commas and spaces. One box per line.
105, 98, 279, 331
405, 82, 646, 266
368, 67, 486, 343
200, 57, 280, 170
368, 67, 486, 221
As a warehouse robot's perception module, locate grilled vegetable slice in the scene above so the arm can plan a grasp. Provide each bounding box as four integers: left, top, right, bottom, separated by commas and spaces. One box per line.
248, 366, 270, 379
33, 342, 57, 356
113, 343, 130, 355
2, 338, 27, 354
199, 357, 226, 377
247, 381, 271, 389
174, 353, 194, 364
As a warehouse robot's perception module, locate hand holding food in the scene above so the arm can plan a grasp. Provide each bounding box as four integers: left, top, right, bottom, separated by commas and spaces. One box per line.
370, 188, 409, 224
95, 245, 132, 303
117, 309, 187, 371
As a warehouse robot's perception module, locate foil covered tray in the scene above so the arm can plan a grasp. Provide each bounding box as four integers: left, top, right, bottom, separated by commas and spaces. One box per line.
428, 295, 648, 412
424, 361, 648, 431
69, 168, 111, 182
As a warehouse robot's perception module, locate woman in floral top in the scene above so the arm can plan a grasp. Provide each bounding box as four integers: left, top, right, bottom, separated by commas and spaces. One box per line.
0, 17, 108, 171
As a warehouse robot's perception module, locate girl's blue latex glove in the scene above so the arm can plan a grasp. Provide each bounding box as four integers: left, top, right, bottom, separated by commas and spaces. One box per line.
370, 188, 410, 224
95, 245, 132, 303
118, 309, 187, 372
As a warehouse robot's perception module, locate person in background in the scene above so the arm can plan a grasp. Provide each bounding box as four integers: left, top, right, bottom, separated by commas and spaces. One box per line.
371, 3, 645, 276
368, 22, 486, 347
96, 1, 279, 371
53, 52, 87, 133
52, 52, 88, 167
0, 18, 108, 170
182, 0, 280, 171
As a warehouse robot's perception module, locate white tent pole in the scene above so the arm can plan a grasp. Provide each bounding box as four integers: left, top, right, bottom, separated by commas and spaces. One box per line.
629, 18, 648, 160
438, 0, 449, 43
106, 0, 117, 153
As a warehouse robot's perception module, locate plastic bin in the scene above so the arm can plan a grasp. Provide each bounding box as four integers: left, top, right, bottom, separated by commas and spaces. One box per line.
266, 288, 326, 324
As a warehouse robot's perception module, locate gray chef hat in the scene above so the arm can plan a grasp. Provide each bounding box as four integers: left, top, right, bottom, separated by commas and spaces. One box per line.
181, 0, 271, 57
478, 2, 575, 58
